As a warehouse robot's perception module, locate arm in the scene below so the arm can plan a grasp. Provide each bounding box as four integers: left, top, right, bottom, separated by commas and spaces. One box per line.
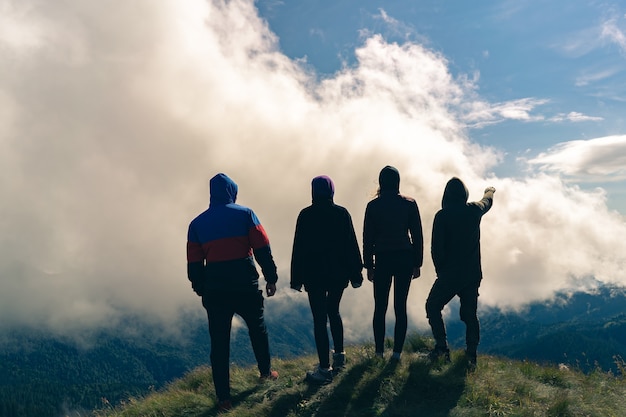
473, 187, 495, 214
408, 200, 424, 275
345, 211, 364, 288
362, 203, 375, 270
186, 227, 206, 296
289, 213, 305, 291
430, 211, 445, 275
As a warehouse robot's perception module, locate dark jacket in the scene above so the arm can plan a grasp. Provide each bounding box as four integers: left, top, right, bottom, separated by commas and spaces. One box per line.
362, 166, 423, 270
187, 173, 278, 293
290, 176, 363, 291
431, 177, 494, 284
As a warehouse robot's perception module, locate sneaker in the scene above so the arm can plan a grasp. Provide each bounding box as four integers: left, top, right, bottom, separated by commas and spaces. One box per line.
332, 351, 346, 371
305, 365, 333, 385
217, 399, 232, 413
428, 347, 451, 363
375, 351, 384, 359
391, 351, 402, 362
259, 370, 279, 381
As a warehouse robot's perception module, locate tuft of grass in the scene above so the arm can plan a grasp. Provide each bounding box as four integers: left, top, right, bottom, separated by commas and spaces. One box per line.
93, 333, 626, 417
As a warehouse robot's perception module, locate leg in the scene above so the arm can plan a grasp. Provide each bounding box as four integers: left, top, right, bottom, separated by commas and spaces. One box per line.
326, 287, 345, 354
236, 290, 272, 376
425, 279, 456, 350
203, 293, 235, 402
307, 287, 331, 369
372, 271, 392, 354
459, 284, 480, 355
392, 272, 412, 354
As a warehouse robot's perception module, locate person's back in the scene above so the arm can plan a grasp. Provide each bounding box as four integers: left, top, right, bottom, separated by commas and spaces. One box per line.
431, 177, 493, 283
293, 200, 361, 289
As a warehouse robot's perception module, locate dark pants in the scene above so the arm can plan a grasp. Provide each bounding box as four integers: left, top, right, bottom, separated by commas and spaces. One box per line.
307, 286, 345, 369
425, 278, 480, 353
202, 290, 271, 402
372, 251, 413, 354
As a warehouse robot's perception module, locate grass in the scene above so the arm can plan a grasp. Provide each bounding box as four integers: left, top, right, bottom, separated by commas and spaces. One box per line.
93, 334, 626, 417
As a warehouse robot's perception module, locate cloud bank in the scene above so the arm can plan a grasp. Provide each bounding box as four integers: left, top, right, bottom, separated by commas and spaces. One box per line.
1, 0, 626, 338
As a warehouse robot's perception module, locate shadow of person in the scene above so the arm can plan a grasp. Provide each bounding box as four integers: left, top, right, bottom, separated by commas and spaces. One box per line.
386, 354, 468, 416
266, 378, 322, 417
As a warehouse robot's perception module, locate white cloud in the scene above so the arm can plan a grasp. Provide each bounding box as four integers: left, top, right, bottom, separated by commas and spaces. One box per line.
602, 17, 626, 54
527, 135, 626, 181
463, 97, 548, 128
1, 0, 626, 339
548, 111, 603, 122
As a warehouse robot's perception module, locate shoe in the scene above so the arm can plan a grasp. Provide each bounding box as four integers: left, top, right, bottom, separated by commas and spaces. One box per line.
428, 347, 451, 363
305, 365, 333, 385
217, 399, 232, 413
332, 351, 346, 371
375, 351, 384, 359
391, 351, 401, 362
466, 350, 477, 368
259, 370, 279, 381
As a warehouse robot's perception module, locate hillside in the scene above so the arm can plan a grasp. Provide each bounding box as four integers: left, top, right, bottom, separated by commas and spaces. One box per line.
94, 335, 626, 417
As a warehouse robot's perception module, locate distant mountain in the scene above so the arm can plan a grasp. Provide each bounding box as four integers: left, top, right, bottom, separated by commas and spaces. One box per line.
446, 285, 626, 373
2, 285, 626, 416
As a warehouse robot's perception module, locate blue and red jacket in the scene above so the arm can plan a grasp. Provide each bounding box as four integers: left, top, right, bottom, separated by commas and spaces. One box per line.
187, 173, 278, 292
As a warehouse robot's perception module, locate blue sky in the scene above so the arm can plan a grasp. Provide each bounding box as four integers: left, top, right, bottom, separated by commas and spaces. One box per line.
2, 0, 626, 336
258, 0, 626, 210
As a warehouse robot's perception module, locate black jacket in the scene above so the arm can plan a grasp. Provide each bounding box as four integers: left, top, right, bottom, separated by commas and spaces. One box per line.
290, 200, 363, 291
431, 177, 494, 284
362, 191, 423, 270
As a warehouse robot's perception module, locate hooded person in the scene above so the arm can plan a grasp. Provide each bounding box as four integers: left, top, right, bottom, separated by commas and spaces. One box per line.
290, 175, 363, 384
426, 177, 496, 367
363, 166, 424, 361
186, 173, 279, 411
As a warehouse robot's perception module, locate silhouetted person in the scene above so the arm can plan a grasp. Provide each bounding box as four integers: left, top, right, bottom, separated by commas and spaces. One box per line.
363, 166, 423, 361
290, 176, 363, 384
426, 177, 495, 366
186, 173, 279, 412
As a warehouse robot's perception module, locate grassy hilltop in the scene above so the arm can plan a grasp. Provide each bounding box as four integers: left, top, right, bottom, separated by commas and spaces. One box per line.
94, 334, 626, 417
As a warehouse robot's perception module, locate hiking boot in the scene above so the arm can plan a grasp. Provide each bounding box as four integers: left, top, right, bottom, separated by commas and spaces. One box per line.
217, 399, 232, 413
259, 370, 279, 381
305, 365, 333, 385
428, 347, 451, 363
332, 351, 346, 371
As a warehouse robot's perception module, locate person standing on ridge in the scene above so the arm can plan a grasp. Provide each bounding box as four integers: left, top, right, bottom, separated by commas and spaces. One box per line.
363, 166, 423, 361
187, 173, 279, 412
290, 175, 364, 384
426, 177, 495, 367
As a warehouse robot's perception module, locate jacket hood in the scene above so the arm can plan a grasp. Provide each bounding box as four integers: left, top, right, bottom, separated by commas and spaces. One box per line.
379, 165, 400, 194
209, 173, 238, 205
442, 177, 468, 208
311, 175, 334, 202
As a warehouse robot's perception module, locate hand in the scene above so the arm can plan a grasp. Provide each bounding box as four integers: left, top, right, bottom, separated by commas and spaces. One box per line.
411, 267, 421, 279
367, 269, 374, 282
351, 280, 362, 289
290, 282, 303, 292
485, 186, 496, 194
266, 283, 277, 297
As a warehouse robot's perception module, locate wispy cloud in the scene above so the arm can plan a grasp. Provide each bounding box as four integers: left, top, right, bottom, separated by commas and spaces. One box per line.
601, 17, 626, 54
463, 98, 548, 128
548, 111, 603, 122
527, 135, 626, 181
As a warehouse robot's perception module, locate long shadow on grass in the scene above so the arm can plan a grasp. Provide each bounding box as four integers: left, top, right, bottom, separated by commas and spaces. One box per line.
312, 359, 382, 417
266, 380, 322, 417
386, 356, 468, 416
